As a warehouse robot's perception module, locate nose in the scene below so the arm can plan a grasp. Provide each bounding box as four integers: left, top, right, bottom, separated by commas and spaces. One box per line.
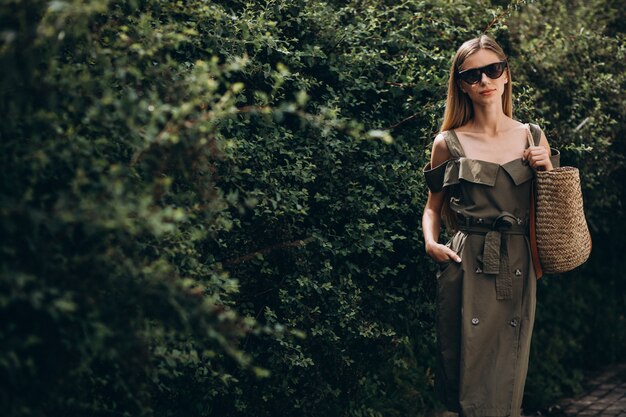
480, 72, 490, 84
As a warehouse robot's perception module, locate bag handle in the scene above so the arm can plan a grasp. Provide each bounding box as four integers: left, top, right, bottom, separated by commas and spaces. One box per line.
525, 123, 547, 172
529, 182, 543, 279
525, 123, 544, 279
525, 123, 535, 148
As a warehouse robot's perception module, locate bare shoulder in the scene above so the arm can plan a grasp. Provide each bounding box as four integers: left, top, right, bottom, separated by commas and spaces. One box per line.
433, 132, 448, 149
511, 120, 527, 130
431, 132, 452, 167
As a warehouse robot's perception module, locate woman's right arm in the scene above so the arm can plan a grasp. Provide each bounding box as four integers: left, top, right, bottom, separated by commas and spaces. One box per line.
422, 133, 462, 263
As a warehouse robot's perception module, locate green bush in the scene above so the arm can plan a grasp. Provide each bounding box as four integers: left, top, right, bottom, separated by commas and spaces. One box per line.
505, 1, 626, 408
0, 0, 624, 416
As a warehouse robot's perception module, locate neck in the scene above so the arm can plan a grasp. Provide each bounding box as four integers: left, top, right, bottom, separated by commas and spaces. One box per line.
469, 102, 507, 135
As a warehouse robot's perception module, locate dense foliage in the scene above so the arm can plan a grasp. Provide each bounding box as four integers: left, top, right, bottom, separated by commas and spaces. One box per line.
507, 1, 626, 408
0, 0, 624, 416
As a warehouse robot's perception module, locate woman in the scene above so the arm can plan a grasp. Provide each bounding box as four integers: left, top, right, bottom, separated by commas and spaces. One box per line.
421, 35, 560, 417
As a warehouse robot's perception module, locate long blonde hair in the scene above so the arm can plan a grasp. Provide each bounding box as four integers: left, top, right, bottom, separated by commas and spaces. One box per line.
439, 35, 513, 231
440, 34, 512, 132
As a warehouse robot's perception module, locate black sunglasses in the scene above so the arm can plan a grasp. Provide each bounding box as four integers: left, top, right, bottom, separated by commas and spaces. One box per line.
457, 61, 508, 84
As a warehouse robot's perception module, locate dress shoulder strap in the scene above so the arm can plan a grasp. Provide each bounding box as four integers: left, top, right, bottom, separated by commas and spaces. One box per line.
443, 129, 466, 158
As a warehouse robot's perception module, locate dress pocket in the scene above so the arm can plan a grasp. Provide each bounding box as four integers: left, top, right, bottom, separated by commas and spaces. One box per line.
435, 231, 466, 280
437, 258, 452, 271
436, 258, 456, 280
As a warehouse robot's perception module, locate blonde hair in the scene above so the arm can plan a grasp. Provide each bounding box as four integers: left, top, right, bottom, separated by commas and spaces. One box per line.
440, 34, 512, 132
439, 35, 513, 231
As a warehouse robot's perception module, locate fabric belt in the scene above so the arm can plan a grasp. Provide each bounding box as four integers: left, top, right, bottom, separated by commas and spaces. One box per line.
457, 213, 528, 300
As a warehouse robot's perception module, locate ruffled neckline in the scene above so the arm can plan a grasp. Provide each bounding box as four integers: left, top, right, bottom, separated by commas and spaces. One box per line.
422, 127, 560, 193
459, 156, 524, 168
423, 157, 534, 192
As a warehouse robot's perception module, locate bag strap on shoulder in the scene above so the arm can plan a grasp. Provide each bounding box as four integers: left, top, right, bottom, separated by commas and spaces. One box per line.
527, 123, 542, 146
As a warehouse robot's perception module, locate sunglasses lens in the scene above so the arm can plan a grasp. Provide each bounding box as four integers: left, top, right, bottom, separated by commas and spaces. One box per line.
460, 70, 481, 84
484, 62, 505, 79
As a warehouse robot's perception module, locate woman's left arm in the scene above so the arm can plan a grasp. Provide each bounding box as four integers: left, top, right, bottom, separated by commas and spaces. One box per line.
523, 128, 554, 171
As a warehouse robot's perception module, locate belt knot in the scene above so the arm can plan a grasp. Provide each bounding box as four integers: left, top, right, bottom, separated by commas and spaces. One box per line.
458, 212, 523, 300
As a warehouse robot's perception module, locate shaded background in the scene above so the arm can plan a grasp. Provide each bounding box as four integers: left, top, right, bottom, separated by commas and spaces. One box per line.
1, 0, 624, 416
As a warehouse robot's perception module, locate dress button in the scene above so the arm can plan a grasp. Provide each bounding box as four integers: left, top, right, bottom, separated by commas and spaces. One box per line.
471, 318, 480, 325
510, 319, 518, 327
475, 267, 483, 274
515, 269, 522, 276
477, 218, 484, 224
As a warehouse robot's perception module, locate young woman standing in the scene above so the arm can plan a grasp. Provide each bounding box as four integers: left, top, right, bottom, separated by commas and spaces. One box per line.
421, 35, 559, 417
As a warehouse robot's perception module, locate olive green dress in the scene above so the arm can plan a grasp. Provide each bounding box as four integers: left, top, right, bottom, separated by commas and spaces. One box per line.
423, 125, 559, 417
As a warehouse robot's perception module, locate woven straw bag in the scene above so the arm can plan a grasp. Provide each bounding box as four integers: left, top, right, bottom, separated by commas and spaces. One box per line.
526, 125, 592, 278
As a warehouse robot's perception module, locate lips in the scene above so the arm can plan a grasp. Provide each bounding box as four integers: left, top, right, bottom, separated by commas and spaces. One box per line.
480, 89, 496, 95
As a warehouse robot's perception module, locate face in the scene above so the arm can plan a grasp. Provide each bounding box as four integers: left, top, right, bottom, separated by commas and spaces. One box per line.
457, 48, 508, 103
